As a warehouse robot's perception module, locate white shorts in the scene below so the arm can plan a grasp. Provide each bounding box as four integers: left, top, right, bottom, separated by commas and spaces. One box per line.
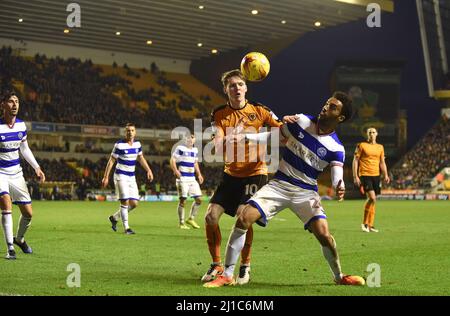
248, 179, 326, 230
176, 179, 202, 199
0, 172, 32, 205
114, 175, 139, 201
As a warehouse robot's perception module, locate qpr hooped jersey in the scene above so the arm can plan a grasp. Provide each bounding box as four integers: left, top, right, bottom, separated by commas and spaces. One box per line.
172, 145, 198, 182
111, 140, 142, 178
0, 118, 27, 175
276, 114, 345, 192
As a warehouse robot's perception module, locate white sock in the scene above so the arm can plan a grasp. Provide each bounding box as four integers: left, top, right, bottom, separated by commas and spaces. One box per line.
177, 205, 185, 224
189, 203, 200, 219
321, 236, 343, 281
120, 205, 129, 230
1, 211, 14, 248
224, 226, 248, 277
112, 209, 121, 221
16, 215, 32, 242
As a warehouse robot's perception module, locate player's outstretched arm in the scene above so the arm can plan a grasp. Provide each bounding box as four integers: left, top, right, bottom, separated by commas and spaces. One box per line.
102, 156, 116, 188
20, 140, 45, 183
282, 114, 299, 124
138, 155, 154, 182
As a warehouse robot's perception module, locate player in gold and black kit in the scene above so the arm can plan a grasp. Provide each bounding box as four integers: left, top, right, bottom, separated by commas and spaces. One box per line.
201, 69, 282, 285
353, 127, 390, 233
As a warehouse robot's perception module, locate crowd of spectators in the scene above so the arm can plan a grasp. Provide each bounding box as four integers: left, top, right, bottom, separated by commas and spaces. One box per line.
388, 116, 450, 189
0, 46, 211, 130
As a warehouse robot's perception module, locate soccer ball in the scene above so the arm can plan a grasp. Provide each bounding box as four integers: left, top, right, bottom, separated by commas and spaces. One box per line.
240, 52, 270, 82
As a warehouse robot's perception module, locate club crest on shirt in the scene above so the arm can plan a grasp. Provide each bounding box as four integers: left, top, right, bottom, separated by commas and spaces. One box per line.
248, 113, 257, 121
317, 147, 327, 158
18, 132, 23, 139
298, 132, 304, 139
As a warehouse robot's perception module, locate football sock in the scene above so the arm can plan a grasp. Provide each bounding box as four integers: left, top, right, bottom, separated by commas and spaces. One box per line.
120, 205, 129, 230
240, 225, 253, 265
112, 208, 121, 221
224, 226, 248, 277
206, 223, 222, 264
369, 203, 376, 227
178, 205, 185, 224
113, 204, 136, 220
363, 200, 371, 225
16, 215, 32, 242
189, 203, 201, 219
1, 211, 13, 248
321, 235, 343, 281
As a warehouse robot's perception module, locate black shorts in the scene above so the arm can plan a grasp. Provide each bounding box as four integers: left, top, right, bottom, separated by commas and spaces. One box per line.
210, 173, 268, 217
360, 176, 381, 195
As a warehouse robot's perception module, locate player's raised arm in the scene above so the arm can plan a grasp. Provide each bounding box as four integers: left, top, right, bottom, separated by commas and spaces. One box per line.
102, 156, 116, 188
137, 154, 154, 182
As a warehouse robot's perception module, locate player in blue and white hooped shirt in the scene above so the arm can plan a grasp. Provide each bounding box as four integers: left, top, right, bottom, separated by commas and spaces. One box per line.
170, 134, 203, 230
0, 91, 46, 260
205, 92, 365, 288
102, 123, 154, 234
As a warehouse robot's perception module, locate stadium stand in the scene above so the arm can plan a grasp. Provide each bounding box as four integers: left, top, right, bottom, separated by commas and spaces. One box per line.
0, 46, 225, 129
388, 115, 449, 189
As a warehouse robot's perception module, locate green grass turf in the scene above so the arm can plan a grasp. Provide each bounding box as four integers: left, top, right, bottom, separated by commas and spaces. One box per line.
0, 200, 449, 296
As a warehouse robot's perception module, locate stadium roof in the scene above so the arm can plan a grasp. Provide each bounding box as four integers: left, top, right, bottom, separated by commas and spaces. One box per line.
0, 0, 394, 61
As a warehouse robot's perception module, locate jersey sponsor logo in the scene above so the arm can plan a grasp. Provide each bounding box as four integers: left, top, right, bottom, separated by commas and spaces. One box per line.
1, 141, 21, 149
317, 147, 327, 158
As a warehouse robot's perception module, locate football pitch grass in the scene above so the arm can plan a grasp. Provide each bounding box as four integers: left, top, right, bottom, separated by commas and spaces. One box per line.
0, 200, 449, 296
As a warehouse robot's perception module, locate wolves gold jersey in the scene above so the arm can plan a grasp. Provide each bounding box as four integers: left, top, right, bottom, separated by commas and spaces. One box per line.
354, 142, 385, 176
211, 101, 282, 178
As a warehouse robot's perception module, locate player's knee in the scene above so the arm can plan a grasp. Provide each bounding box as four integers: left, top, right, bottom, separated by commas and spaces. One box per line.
236, 214, 251, 230
130, 200, 138, 208
317, 232, 333, 247
205, 212, 216, 224
237, 208, 255, 229
205, 206, 220, 224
